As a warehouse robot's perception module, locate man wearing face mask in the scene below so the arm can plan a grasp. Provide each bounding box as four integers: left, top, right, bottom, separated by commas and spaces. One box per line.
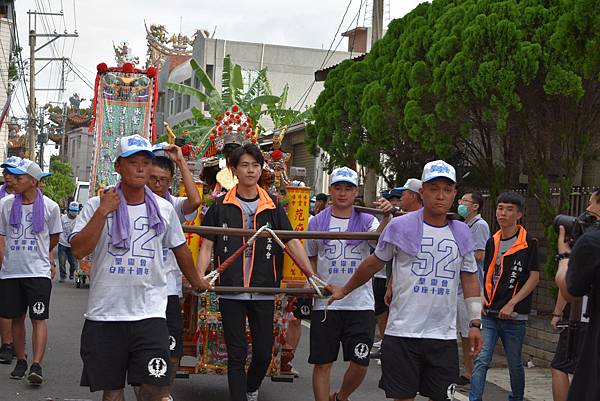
456, 193, 490, 385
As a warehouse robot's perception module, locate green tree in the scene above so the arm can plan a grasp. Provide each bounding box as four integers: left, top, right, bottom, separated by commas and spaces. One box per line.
44, 156, 75, 208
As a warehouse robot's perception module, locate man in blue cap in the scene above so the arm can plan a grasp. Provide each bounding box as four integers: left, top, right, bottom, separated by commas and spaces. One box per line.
57, 201, 80, 282
0, 156, 22, 365
328, 161, 483, 401
0, 158, 62, 385
70, 134, 209, 401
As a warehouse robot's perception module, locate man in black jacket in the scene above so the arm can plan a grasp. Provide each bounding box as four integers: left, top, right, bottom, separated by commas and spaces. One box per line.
196, 144, 314, 401
469, 192, 540, 401
555, 189, 600, 401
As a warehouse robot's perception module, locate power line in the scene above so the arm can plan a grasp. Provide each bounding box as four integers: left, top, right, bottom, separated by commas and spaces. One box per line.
66, 60, 94, 90
295, 1, 365, 112
292, 0, 355, 111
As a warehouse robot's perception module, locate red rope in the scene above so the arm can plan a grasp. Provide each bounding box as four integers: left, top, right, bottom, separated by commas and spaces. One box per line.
88, 72, 101, 132
151, 76, 159, 142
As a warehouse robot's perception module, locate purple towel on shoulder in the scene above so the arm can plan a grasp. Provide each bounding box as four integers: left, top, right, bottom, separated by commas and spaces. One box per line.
308, 206, 375, 245
377, 208, 475, 257
111, 183, 166, 249
9, 189, 45, 233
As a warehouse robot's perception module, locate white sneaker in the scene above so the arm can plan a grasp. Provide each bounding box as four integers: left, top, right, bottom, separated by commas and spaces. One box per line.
247, 390, 259, 401
373, 340, 382, 348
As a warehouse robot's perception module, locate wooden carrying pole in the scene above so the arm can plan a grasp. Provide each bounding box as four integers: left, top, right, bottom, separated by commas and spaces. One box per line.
183, 226, 380, 241
196, 287, 329, 296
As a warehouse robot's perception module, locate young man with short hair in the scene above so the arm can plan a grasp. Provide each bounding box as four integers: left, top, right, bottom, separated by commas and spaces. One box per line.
70, 135, 209, 401
469, 192, 540, 401
0, 158, 62, 385
197, 143, 315, 401
0, 156, 21, 364
148, 142, 202, 400
329, 160, 483, 401
307, 167, 393, 401
456, 192, 490, 385
57, 201, 80, 282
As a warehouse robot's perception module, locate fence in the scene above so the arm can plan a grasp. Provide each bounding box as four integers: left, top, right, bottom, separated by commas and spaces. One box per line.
479, 187, 598, 234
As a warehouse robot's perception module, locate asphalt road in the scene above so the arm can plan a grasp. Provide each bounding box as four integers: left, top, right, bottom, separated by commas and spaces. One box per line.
0, 281, 513, 401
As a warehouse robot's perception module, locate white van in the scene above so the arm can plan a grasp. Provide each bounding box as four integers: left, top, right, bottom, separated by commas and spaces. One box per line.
74, 181, 90, 207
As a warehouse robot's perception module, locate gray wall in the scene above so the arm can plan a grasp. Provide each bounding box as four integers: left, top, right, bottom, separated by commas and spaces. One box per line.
65, 127, 95, 182
163, 36, 356, 131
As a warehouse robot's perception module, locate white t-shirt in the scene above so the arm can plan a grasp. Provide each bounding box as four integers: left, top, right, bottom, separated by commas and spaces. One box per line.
0, 195, 62, 279
71, 195, 186, 321
306, 216, 379, 310
164, 196, 197, 297
375, 222, 478, 340
59, 214, 77, 247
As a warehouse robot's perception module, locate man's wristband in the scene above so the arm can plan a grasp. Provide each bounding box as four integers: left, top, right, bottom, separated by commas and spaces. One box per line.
555, 252, 570, 263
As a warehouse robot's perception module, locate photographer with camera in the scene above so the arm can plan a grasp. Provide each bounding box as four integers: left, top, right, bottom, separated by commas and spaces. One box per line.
555, 189, 600, 401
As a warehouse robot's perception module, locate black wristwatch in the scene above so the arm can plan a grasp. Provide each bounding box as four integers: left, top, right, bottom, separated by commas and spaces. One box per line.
469, 321, 482, 329
555, 252, 570, 263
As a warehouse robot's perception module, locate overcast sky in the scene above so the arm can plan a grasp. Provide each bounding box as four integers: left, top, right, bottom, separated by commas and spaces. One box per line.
11, 0, 425, 117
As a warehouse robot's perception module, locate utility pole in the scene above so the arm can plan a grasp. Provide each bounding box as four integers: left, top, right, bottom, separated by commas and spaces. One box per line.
27, 10, 78, 161
60, 102, 67, 162
363, 0, 384, 205
37, 106, 45, 167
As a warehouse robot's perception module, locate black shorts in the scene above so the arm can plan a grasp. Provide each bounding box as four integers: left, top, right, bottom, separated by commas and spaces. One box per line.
0, 277, 52, 320
80, 318, 171, 391
308, 309, 375, 366
292, 297, 313, 320
379, 336, 459, 401
166, 295, 184, 359
551, 324, 588, 374
373, 277, 389, 316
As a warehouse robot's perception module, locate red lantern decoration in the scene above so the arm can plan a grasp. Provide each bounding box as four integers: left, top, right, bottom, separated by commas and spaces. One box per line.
211, 128, 217, 134
217, 115, 223, 120
251, 138, 257, 144
272, 149, 283, 161
245, 134, 251, 139
232, 105, 239, 112
227, 125, 233, 131
237, 126, 242, 132
146, 66, 158, 78
246, 127, 251, 133
122, 63, 134, 73
181, 144, 191, 156
209, 135, 215, 141
225, 111, 230, 116
218, 126, 223, 132
97, 63, 108, 73
214, 121, 220, 126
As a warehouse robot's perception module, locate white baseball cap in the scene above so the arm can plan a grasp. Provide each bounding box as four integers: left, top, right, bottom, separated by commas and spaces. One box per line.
5, 158, 45, 181
422, 160, 456, 183
395, 178, 422, 195
1, 156, 23, 169
151, 142, 170, 158
114, 134, 154, 161
68, 201, 80, 212
330, 167, 358, 187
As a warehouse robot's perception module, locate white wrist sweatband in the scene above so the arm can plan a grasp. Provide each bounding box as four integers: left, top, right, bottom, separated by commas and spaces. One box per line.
465, 297, 482, 322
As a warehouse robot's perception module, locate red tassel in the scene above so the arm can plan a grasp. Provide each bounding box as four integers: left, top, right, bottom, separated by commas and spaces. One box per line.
88, 70, 102, 132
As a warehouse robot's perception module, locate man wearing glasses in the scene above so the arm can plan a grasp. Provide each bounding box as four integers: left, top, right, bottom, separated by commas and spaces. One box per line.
147, 143, 202, 401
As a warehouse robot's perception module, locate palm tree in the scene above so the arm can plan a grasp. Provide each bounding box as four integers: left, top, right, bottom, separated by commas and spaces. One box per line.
167, 56, 280, 146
